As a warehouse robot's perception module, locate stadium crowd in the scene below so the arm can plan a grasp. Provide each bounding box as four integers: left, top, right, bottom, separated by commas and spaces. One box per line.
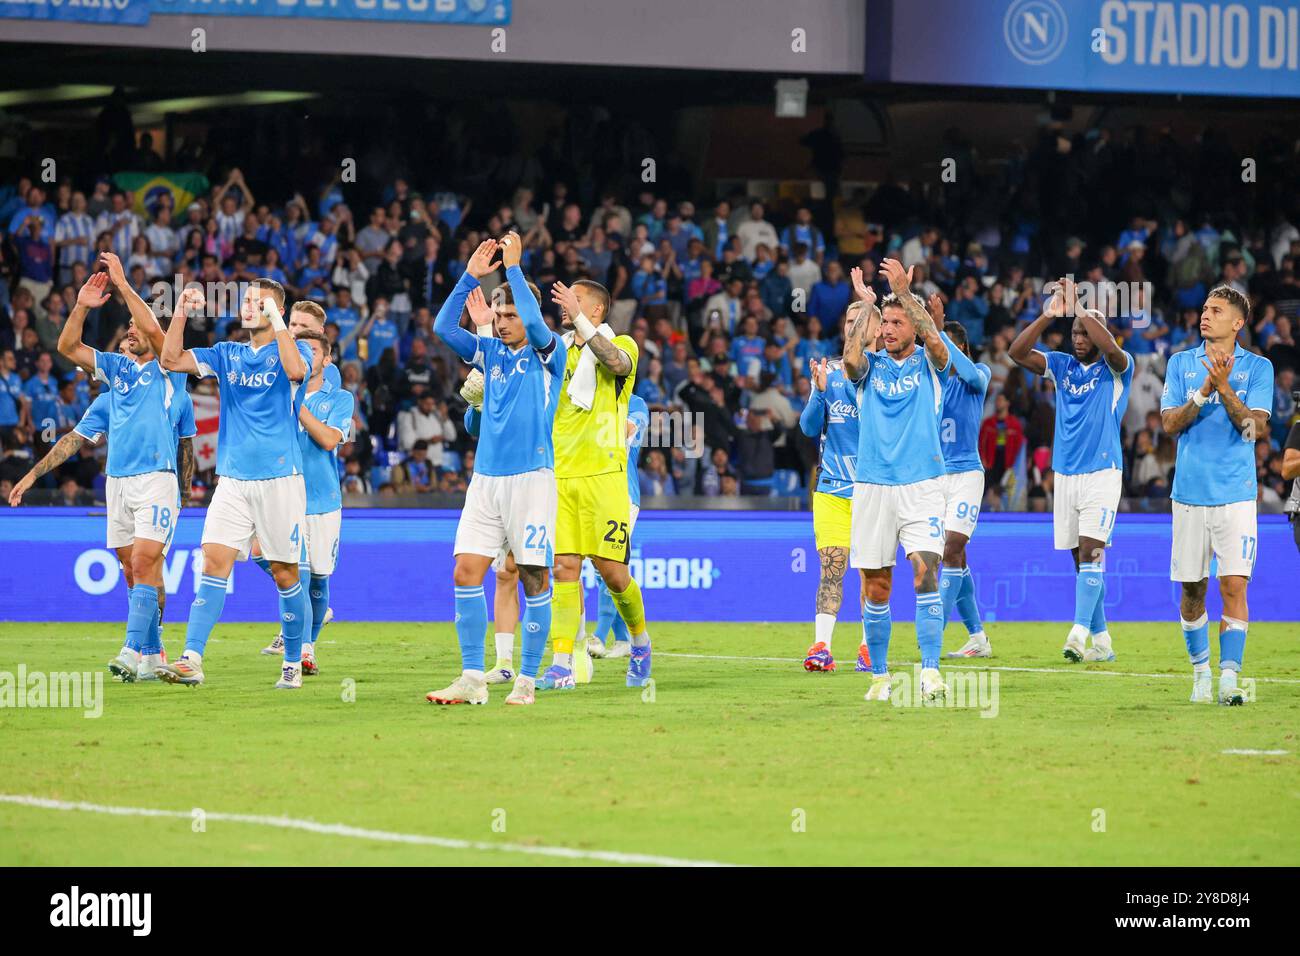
1, 116, 1298, 511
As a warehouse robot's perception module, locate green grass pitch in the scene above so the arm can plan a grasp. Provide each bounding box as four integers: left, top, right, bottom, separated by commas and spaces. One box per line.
1, 621, 1297, 866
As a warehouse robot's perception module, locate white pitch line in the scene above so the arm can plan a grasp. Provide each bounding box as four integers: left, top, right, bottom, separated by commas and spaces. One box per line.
0, 794, 737, 868
1220, 749, 1290, 756
658, 652, 1300, 685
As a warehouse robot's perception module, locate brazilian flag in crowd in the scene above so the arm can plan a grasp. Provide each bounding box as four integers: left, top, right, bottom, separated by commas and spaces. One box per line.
112, 172, 210, 218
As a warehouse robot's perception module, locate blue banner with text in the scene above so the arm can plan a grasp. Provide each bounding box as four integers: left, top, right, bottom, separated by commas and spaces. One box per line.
868, 0, 1300, 98
0, 509, 1294, 623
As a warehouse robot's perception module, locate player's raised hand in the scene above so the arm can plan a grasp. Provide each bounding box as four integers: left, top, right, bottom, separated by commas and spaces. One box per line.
76, 272, 110, 310
176, 286, 206, 320
1200, 346, 1235, 395
811, 357, 828, 392
98, 251, 128, 288
550, 280, 581, 321
500, 231, 523, 269
879, 258, 913, 297
465, 286, 494, 329
1042, 281, 1066, 318
927, 293, 945, 330
466, 238, 500, 279
850, 266, 870, 301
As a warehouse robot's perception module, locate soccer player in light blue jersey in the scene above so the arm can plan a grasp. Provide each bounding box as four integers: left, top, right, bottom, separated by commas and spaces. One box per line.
1160, 286, 1273, 705
427, 235, 565, 706
54, 258, 196, 684
286, 328, 354, 676
256, 300, 344, 657
842, 258, 951, 704
798, 290, 870, 674
587, 391, 650, 663
1010, 278, 1134, 664
152, 276, 314, 689
936, 319, 993, 658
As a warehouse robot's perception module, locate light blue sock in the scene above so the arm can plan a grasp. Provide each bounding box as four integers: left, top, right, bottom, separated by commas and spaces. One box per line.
1074, 562, 1104, 629
184, 574, 228, 656
454, 585, 488, 672
863, 600, 891, 676
277, 581, 306, 664
253, 556, 273, 577
1219, 616, 1247, 671
297, 562, 314, 644
522, 589, 552, 678
125, 584, 158, 656
309, 575, 329, 643
1088, 576, 1107, 635
939, 567, 963, 627
123, 591, 142, 653
1181, 612, 1210, 665
915, 592, 944, 670
594, 578, 617, 641
141, 602, 164, 657
957, 567, 983, 635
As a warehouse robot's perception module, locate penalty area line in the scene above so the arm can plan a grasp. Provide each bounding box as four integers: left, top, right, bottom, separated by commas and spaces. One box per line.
0, 794, 737, 867
658, 652, 1300, 685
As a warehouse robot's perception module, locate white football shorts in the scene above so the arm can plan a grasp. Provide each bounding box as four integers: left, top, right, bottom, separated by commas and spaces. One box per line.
304, 509, 342, 577
1170, 499, 1258, 582
455, 469, 557, 568
940, 470, 984, 540
105, 471, 180, 551
850, 477, 946, 570
1053, 469, 1122, 552
201, 474, 307, 564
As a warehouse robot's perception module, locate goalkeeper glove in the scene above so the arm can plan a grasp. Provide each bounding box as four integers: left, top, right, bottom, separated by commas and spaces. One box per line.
460, 368, 484, 410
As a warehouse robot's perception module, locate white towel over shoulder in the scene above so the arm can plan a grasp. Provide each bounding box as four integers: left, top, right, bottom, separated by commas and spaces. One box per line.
563, 322, 616, 411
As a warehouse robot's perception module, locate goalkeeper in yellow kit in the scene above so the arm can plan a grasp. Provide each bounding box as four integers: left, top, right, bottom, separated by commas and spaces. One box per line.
538, 278, 652, 691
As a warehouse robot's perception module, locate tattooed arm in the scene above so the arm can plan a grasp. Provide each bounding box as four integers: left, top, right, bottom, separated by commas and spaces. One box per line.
879, 258, 947, 370
8, 431, 89, 506
584, 333, 633, 376
842, 290, 881, 382
178, 437, 195, 507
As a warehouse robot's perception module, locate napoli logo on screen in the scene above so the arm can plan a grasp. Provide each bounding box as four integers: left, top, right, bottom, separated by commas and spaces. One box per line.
1003, 0, 1069, 66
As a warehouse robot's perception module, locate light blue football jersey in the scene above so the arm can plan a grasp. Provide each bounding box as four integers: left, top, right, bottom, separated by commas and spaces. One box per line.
92, 350, 189, 477
940, 335, 990, 474
324, 363, 342, 389
74, 392, 111, 443
299, 381, 355, 515
800, 362, 860, 498
852, 346, 949, 486
1161, 342, 1274, 506
191, 339, 314, 480
627, 394, 649, 507
436, 268, 566, 478
1038, 349, 1134, 476
171, 387, 196, 443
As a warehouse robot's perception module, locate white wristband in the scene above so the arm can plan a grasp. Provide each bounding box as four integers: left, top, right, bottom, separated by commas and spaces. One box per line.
572, 311, 598, 342
1191, 389, 1209, 407
263, 301, 287, 333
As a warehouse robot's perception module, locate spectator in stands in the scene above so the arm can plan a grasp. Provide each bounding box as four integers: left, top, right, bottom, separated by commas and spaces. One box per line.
639, 449, 676, 497
737, 201, 778, 262
807, 259, 850, 332
980, 392, 1024, 494
397, 393, 456, 467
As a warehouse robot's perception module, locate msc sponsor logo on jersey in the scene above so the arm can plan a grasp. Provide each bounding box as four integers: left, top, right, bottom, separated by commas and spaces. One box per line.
1061, 373, 1102, 398
112, 370, 154, 394
227, 369, 279, 388
873, 371, 922, 396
